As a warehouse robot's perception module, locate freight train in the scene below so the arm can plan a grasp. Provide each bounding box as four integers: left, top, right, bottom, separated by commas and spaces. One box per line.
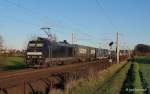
26, 37, 129, 67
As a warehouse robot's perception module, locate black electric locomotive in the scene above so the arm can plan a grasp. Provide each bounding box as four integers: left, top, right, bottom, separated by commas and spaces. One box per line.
26, 37, 97, 67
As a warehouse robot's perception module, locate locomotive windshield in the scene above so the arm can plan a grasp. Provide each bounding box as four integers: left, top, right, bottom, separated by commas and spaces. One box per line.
28, 43, 43, 47
27, 41, 44, 52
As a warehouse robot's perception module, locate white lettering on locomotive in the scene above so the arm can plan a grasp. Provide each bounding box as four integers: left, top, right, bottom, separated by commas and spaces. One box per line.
91, 50, 95, 54
27, 52, 42, 55
79, 48, 87, 54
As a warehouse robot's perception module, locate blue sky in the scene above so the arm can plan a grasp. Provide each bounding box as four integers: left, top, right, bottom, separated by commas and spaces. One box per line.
0, 0, 149, 50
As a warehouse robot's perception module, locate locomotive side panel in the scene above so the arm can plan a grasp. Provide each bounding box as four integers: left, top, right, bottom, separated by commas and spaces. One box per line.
51, 45, 74, 58
96, 49, 109, 59
44, 43, 76, 65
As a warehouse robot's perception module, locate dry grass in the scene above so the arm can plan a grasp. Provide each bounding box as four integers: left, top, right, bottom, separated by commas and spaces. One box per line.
48, 62, 128, 94
0, 56, 7, 68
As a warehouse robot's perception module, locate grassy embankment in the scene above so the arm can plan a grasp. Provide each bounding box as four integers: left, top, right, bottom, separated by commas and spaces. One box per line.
49, 56, 150, 94
0, 56, 6, 68
68, 61, 131, 94
0, 56, 26, 70
92, 62, 131, 94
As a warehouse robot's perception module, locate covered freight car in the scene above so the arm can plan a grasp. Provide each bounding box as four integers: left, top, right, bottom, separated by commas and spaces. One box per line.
74, 45, 96, 61
96, 49, 109, 59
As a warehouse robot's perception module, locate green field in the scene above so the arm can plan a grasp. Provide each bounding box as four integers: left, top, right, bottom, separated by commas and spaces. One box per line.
134, 56, 150, 63
0, 56, 26, 70
136, 56, 150, 93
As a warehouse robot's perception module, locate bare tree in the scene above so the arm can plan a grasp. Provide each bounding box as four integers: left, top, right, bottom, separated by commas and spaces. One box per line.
0, 35, 5, 67
0, 35, 3, 50
134, 44, 150, 56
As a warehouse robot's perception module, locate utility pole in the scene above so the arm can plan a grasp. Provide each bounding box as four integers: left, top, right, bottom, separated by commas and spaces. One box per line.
71, 32, 76, 44
72, 32, 74, 44
116, 32, 120, 63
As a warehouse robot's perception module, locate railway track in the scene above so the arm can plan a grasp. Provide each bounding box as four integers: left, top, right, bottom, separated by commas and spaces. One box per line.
0, 68, 34, 77
0, 62, 99, 85
0, 59, 108, 80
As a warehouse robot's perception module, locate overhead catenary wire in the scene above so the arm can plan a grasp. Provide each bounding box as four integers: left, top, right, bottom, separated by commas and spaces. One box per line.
1, 0, 79, 33
0, 14, 40, 27
2, 0, 51, 25
0, 1, 41, 27
95, 0, 120, 33
0, 0, 71, 41
1, 0, 115, 47
95, 0, 129, 50
2, 0, 100, 42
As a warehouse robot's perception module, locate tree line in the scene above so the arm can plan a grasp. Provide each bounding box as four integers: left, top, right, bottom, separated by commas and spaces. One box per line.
134, 44, 150, 56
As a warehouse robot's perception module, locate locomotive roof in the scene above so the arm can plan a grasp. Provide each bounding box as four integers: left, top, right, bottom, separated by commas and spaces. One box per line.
72, 44, 97, 49
56, 42, 74, 47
